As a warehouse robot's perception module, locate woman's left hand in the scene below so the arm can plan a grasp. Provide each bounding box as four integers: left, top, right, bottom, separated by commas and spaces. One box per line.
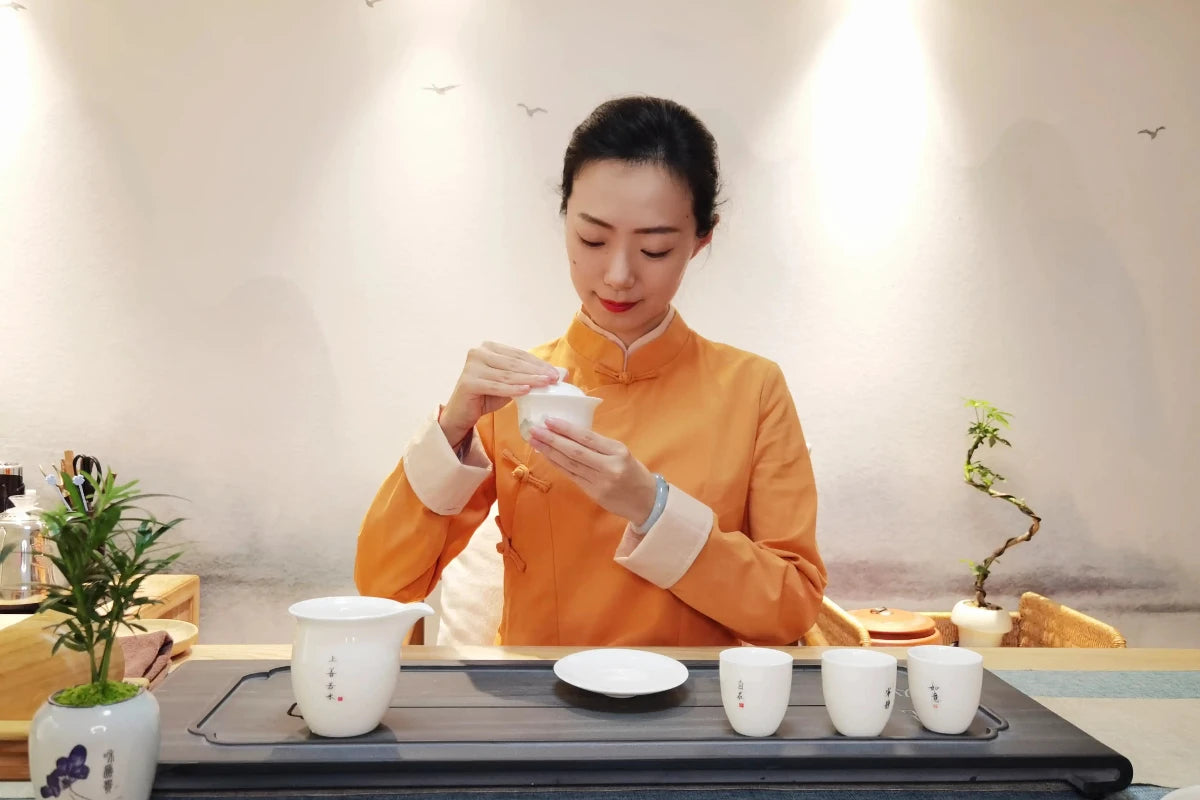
530, 418, 657, 525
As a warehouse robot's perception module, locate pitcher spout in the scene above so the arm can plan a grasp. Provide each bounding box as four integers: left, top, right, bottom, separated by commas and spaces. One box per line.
392, 601, 435, 643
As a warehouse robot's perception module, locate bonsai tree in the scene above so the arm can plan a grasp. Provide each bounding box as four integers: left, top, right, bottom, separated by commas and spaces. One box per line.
962, 399, 1042, 610
35, 468, 184, 706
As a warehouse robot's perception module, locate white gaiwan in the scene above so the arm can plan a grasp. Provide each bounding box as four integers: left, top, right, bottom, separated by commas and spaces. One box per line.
515, 367, 602, 442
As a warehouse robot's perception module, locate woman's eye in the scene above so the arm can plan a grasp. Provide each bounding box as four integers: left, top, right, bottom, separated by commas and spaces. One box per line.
642, 249, 672, 259
579, 237, 604, 248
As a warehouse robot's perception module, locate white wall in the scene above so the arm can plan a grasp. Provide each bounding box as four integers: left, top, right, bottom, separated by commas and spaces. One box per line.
1, 0, 1197, 645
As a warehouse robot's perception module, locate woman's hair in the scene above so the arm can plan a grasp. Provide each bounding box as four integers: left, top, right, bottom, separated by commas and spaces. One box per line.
560, 96, 721, 237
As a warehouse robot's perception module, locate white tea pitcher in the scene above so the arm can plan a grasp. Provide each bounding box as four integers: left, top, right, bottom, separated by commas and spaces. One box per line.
288, 596, 433, 738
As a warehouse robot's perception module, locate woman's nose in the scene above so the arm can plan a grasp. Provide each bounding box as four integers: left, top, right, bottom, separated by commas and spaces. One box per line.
603, 251, 635, 289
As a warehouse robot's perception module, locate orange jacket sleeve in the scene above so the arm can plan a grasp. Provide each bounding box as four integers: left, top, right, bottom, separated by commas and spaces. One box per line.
616, 364, 827, 644
354, 415, 498, 602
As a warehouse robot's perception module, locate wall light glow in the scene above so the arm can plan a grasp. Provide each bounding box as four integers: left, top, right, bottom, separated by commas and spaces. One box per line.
0, 15, 34, 159
809, 0, 929, 255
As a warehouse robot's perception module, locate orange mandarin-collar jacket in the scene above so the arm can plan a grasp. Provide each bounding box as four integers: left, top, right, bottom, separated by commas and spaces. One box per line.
354, 311, 827, 646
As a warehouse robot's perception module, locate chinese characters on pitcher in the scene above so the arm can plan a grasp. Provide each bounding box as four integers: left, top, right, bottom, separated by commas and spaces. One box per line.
326, 655, 344, 703
737, 679, 744, 709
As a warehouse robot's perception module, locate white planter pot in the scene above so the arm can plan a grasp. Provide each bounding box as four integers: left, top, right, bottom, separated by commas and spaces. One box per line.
28, 686, 160, 800
950, 599, 1013, 647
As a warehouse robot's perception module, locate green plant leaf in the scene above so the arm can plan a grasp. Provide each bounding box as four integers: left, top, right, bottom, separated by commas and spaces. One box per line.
33, 467, 187, 686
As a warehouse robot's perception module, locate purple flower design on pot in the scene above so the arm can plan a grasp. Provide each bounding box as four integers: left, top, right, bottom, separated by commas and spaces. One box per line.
39, 744, 89, 798
39, 774, 61, 799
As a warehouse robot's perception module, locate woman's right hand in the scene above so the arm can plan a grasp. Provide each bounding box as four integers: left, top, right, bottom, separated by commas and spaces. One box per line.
439, 342, 561, 447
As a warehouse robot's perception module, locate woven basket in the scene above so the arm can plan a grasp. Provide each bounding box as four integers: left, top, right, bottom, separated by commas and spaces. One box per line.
803, 592, 1126, 648
800, 595, 872, 647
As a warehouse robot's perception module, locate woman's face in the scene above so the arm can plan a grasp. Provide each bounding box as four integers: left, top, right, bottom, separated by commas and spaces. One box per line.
565, 159, 713, 345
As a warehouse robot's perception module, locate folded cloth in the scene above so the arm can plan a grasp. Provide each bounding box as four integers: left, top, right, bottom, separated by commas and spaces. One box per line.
118, 630, 174, 689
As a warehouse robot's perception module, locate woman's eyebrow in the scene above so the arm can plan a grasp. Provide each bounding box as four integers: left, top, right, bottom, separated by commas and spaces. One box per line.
578, 212, 680, 235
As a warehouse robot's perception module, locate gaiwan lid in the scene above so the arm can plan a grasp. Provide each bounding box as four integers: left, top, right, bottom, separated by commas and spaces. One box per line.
527, 366, 584, 397
849, 606, 940, 644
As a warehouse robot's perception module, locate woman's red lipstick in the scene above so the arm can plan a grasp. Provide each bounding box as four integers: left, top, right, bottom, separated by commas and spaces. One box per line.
600, 299, 638, 313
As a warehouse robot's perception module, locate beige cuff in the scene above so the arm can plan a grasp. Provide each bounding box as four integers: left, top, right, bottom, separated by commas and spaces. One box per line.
613, 484, 713, 588
404, 417, 492, 515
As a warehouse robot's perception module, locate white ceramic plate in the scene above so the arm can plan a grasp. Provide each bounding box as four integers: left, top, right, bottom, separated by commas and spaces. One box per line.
116, 618, 199, 658
553, 648, 689, 698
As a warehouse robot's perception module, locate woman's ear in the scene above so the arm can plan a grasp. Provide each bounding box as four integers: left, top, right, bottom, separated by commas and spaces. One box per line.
692, 214, 718, 256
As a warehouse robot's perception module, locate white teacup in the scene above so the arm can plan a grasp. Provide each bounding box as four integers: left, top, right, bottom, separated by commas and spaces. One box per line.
719, 647, 794, 737
515, 367, 603, 442
821, 648, 897, 736
288, 596, 433, 738
906, 644, 984, 735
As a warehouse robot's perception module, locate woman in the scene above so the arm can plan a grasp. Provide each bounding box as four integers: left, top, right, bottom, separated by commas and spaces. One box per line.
355, 96, 826, 646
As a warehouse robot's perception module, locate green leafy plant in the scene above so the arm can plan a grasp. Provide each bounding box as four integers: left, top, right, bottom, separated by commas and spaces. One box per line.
963, 400, 1042, 610
36, 469, 184, 706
